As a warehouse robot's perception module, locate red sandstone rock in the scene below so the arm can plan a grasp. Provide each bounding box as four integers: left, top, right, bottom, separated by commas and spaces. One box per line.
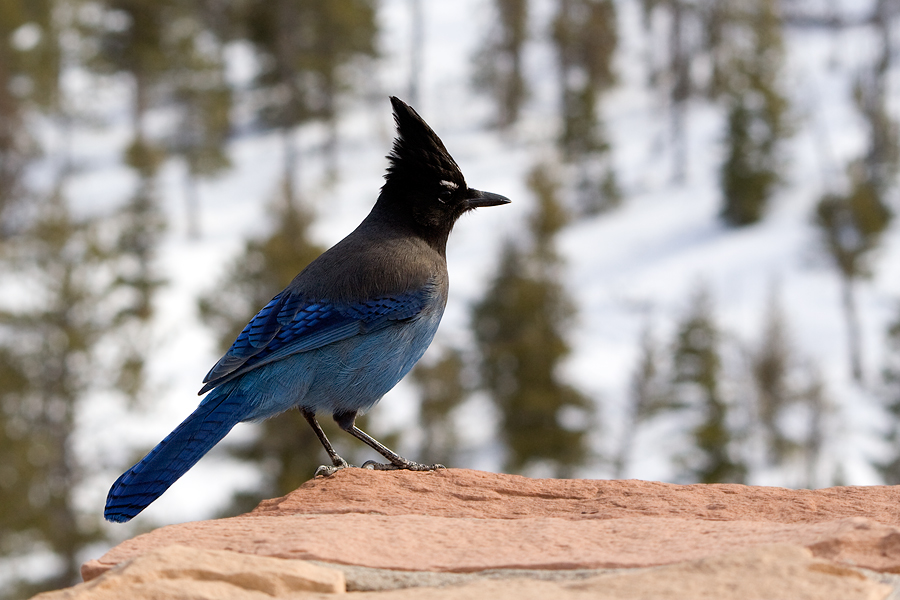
45, 545, 894, 600
35, 545, 345, 600
249, 469, 900, 525
81, 469, 900, 581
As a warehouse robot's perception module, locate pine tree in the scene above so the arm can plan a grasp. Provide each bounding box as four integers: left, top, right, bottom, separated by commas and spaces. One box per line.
671, 286, 746, 484
752, 290, 795, 465
748, 290, 832, 487
0, 192, 102, 594
85, 0, 235, 240
613, 323, 674, 478
165, 1, 233, 239
472, 0, 530, 129
238, 0, 378, 195
798, 366, 828, 489
472, 163, 592, 477
199, 192, 404, 514
0, 0, 57, 236
811, 2, 896, 385
197, 187, 327, 513
84, 0, 182, 298
716, 0, 789, 227
85, 0, 175, 158
855, 0, 899, 215
0, 4, 160, 594
0, 181, 163, 596
80, 1, 234, 240
814, 169, 891, 383
410, 348, 469, 466
550, 0, 620, 215
640, 0, 724, 183
406, 0, 423, 106
877, 308, 900, 484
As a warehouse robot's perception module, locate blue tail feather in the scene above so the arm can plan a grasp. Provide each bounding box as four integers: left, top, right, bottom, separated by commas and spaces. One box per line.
104, 389, 247, 523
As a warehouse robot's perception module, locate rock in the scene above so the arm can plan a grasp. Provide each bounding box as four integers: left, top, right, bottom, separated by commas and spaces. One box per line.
47, 544, 893, 600
33, 469, 900, 599
564, 544, 891, 600
338, 545, 892, 600
81, 511, 900, 576
33, 545, 345, 600
82, 469, 900, 579
249, 469, 900, 525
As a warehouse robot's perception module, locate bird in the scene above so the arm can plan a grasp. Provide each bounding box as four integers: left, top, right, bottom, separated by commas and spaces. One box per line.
104, 96, 510, 523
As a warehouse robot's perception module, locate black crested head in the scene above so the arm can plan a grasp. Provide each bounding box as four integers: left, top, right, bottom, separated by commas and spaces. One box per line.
376, 96, 509, 249
384, 96, 464, 194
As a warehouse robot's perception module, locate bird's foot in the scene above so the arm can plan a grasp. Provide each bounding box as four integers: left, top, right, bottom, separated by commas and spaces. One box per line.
314, 457, 357, 477
361, 459, 446, 472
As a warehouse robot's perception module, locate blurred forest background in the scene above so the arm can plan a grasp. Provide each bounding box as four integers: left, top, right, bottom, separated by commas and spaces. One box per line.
2, 0, 900, 596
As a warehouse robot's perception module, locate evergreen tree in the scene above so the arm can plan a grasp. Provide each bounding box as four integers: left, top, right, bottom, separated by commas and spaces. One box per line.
814, 169, 891, 383
0, 192, 102, 595
193, 0, 382, 512
472, 0, 530, 129
198, 193, 323, 345
197, 186, 402, 512
879, 316, 900, 484
671, 286, 746, 483
0, 181, 161, 596
748, 290, 831, 486
550, 0, 620, 215
613, 323, 674, 478
751, 290, 795, 465
410, 347, 469, 466
0, 4, 61, 594
0, 0, 57, 235
0, 4, 160, 595
798, 366, 828, 488
640, 0, 724, 183
716, 0, 790, 227
811, 2, 896, 385
472, 163, 592, 477
85, 0, 234, 240
197, 188, 326, 513
85, 0, 176, 152
406, 0, 423, 106
165, 1, 234, 239
853, 0, 899, 213
877, 308, 900, 484
238, 0, 378, 194
82, 0, 174, 319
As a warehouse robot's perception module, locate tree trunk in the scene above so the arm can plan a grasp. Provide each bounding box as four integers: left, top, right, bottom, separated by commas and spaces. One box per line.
185, 171, 200, 240
408, 0, 423, 106
283, 130, 298, 211
840, 275, 864, 383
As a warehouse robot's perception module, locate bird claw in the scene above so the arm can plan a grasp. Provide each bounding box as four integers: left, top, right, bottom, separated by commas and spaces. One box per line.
314, 458, 356, 477
361, 460, 446, 471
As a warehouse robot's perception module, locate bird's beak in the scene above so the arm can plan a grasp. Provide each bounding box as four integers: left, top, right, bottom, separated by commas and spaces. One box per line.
466, 188, 511, 209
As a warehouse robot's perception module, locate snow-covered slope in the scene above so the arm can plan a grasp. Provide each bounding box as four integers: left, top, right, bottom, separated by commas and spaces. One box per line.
70, 0, 900, 539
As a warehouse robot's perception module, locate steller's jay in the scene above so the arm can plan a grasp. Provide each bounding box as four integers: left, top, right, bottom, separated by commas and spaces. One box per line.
104, 97, 510, 523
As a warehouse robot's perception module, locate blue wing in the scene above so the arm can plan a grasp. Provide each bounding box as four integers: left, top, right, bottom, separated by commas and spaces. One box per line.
198, 286, 432, 394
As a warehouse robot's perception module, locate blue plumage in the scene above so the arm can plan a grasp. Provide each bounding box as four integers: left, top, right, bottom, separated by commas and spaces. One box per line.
199, 286, 433, 394
104, 390, 249, 523
104, 96, 509, 522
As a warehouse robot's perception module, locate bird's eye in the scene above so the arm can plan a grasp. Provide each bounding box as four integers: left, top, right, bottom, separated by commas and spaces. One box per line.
437, 179, 459, 203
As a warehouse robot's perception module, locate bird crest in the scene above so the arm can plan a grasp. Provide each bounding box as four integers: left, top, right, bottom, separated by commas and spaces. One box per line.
382, 97, 466, 197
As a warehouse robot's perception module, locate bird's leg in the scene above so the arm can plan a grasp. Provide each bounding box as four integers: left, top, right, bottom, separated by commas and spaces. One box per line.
333, 410, 445, 472
300, 407, 354, 477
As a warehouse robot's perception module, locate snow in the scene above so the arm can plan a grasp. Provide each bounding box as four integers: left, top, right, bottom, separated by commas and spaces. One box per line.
28, 0, 898, 542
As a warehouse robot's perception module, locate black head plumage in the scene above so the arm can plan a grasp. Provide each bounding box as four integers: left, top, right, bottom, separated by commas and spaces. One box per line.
378, 96, 509, 238
382, 96, 466, 197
